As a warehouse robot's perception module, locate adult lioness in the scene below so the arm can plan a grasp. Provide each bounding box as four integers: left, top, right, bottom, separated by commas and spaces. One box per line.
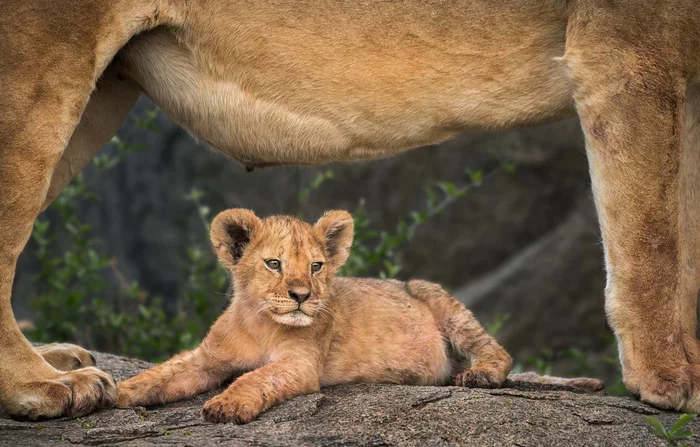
2, 0, 700, 420
117, 209, 603, 424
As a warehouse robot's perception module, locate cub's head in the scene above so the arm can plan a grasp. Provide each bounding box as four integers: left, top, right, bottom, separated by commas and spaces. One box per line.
210, 209, 354, 327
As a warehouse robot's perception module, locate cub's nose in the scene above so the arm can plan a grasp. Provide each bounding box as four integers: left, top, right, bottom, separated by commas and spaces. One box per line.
288, 287, 311, 303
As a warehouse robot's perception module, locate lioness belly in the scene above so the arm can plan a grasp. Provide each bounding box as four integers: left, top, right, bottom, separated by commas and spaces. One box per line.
119, 1, 574, 168
320, 281, 453, 386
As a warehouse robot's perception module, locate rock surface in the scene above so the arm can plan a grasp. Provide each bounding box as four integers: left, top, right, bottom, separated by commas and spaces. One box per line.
1, 351, 696, 446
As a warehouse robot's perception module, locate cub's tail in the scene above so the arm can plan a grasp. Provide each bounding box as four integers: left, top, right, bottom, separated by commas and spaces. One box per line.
507, 371, 605, 393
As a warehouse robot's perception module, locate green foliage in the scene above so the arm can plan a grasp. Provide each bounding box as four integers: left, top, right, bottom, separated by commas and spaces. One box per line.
26, 108, 229, 361
485, 313, 510, 336
339, 164, 511, 279
30, 105, 629, 395
523, 348, 553, 376
22, 110, 644, 432
297, 170, 335, 212
598, 333, 628, 396
25, 107, 631, 401
26, 129, 508, 361
506, 331, 627, 397
24, 106, 631, 402
646, 414, 697, 447
180, 188, 229, 345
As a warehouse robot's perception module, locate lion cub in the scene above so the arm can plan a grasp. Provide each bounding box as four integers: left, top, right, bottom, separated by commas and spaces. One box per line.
118, 209, 601, 424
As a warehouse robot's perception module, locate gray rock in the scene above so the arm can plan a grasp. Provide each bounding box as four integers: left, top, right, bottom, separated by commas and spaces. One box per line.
0, 350, 694, 446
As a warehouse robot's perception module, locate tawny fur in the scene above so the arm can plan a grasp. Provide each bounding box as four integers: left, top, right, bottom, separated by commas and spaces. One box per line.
35, 344, 97, 372
2, 0, 700, 420
117, 209, 602, 424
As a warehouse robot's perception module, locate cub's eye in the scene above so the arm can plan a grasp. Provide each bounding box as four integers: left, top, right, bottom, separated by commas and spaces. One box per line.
311, 262, 323, 273
265, 259, 281, 271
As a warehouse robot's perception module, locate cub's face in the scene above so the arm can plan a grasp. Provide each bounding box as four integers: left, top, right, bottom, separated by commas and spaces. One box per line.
210, 209, 354, 327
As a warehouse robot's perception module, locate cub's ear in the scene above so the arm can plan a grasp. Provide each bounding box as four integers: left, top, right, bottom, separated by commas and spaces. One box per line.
314, 210, 354, 271
210, 209, 261, 269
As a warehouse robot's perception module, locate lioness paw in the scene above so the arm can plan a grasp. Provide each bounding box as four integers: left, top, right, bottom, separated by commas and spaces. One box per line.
62, 367, 118, 417
201, 394, 261, 424
36, 343, 97, 371
455, 369, 503, 389
631, 364, 700, 412
8, 367, 116, 421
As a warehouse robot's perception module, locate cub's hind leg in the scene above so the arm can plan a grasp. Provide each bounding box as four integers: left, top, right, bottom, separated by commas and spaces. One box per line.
406, 280, 512, 389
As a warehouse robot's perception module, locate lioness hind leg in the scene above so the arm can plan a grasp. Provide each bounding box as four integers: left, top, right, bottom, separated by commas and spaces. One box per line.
32, 69, 140, 376
43, 64, 141, 209
566, 3, 700, 412
406, 280, 512, 389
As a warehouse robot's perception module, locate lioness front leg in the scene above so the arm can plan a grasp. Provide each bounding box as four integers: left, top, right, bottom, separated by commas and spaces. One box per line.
0, 110, 118, 420
566, 4, 700, 411
201, 356, 321, 424
118, 347, 232, 408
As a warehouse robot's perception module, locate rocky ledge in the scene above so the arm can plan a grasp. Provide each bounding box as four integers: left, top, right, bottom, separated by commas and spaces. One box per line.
0, 350, 696, 446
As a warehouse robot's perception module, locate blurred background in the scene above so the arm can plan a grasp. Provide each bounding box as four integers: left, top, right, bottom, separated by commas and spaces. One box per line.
12, 95, 622, 389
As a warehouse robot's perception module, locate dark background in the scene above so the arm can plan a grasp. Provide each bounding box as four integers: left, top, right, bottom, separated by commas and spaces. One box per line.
12, 95, 610, 376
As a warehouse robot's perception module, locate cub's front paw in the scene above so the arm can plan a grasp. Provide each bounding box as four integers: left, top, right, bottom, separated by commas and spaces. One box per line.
201, 393, 262, 424
455, 368, 503, 389
116, 382, 140, 408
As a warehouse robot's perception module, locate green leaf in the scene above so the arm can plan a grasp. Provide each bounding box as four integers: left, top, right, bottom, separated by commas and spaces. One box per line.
645, 416, 669, 438
437, 181, 458, 197
64, 222, 79, 235
672, 427, 692, 440
466, 169, 483, 183
184, 188, 203, 202
424, 186, 437, 207
502, 162, 516, 174
410, 211, 426, 225
671, 414, 697, 434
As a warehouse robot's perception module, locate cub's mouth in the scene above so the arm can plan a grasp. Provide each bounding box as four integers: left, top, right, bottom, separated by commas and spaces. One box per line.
271, 309, 314, 327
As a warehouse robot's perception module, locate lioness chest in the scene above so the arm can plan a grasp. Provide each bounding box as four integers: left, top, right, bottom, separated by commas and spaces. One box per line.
320, 278, 455, 387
